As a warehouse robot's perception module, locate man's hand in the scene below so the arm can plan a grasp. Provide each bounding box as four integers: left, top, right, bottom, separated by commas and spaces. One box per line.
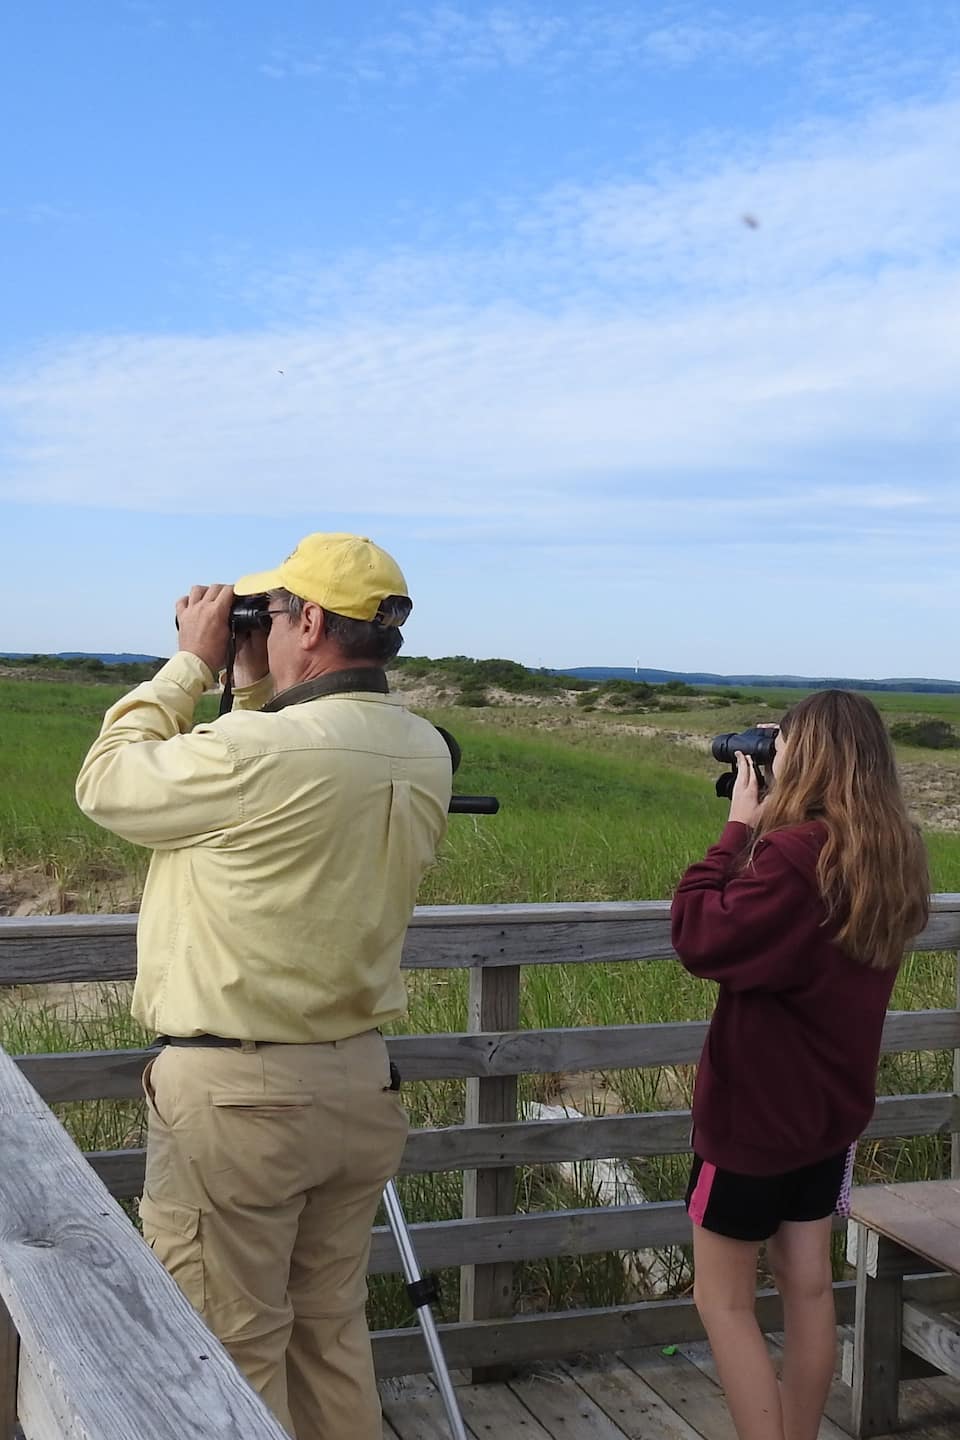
175, 585, 235, 675
728, 751, 764, 828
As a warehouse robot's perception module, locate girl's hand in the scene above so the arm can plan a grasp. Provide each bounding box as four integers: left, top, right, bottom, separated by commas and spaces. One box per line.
729, 751, 764, 827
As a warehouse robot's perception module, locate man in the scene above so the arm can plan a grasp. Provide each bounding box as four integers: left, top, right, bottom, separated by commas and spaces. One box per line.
76, 533, 452, 1439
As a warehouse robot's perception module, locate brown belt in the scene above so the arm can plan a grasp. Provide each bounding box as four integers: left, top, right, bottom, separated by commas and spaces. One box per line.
158, 1034, 250, 1048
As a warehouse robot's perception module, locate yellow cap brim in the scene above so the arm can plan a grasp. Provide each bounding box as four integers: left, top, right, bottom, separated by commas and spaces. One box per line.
234, 567, 285, 596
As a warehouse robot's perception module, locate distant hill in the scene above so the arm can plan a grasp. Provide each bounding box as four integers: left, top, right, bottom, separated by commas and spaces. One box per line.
0, 652, 166, 684
4, 652, 959, 696
1, 652, 162, 664
557, 667, 960, 695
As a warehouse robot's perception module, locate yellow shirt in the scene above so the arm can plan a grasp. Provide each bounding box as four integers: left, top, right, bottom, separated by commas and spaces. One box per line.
75, 653, 451, 1042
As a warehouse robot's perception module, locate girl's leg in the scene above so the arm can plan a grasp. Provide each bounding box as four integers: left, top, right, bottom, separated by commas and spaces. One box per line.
692, 1225, 784, 1440
765, 1217, 836, 1440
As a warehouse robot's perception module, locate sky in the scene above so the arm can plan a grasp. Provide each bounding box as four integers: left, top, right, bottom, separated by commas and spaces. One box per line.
1, 2, 959, 678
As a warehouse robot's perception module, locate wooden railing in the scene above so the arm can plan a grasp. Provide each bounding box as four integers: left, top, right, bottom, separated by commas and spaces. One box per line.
2, 897, 960, 1400
0, 1046, 292, 1440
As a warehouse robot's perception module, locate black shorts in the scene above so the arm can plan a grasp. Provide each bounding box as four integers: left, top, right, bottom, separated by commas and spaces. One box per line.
685, 1147, 854, 1242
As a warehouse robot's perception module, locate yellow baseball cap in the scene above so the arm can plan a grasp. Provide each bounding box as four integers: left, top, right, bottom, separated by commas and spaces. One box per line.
235, 532, 411, 623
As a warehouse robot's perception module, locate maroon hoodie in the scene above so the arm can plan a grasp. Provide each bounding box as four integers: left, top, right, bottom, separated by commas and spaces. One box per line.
671, 820, 897, 1176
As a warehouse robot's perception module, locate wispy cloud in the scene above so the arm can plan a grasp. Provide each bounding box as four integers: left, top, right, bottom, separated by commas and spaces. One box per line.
1, 91, 958, 589
259, 3, 955, 95
231, 92, 960, 321
262, 7, 572, 82
537, 103, 960, 287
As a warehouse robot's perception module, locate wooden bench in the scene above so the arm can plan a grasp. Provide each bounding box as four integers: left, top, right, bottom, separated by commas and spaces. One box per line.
847, 1181, 960, 1437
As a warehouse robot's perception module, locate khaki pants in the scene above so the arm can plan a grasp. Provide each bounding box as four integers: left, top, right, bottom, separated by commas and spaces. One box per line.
140, 1031, 409, 1439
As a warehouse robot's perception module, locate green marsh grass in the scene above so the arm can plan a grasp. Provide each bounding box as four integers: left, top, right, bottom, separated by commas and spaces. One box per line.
3, 680, 960, 1324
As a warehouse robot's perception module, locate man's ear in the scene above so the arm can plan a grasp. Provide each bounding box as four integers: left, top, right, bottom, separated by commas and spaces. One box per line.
300, 602, 327, 649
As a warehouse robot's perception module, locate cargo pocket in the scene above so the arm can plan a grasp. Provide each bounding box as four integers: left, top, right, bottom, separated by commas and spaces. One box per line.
210, 1093, 314, 1111
138, 1189, 205, 1311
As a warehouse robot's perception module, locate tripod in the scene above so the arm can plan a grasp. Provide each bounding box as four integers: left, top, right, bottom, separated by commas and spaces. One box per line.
382, 1179, 469, 1440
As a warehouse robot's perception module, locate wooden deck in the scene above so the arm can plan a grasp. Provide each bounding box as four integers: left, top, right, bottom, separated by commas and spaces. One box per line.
381, 1333, 960, 1439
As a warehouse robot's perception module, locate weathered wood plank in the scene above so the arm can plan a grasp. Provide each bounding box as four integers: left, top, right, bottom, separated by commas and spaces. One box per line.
902, 1301, 960, 1381
3, 897, 958, 983
86, 1148, 147, 1197
509, 1368, 634, 1439
0, 1047, 292, 1440
379, 1388, 478, 1440
16, 1050, 152, 1104
17, 1007, 960, 1103
619, 1344, 741, 1440
86, 1093, 960, 1200
371, 1288, 793, 1379
383, 1374, 585, 1440
460, 965, 520, 1381
370, 1276, 955, 1381
0, 916, 674, 984
8, 894, 960, 941
455, 1380, 555, 1437
851, 1182, 960, 1277
919, 902, 960, 952
883, 1008, 960, 1054
851, 1227, 903, 1437
404, 917, 678, 970
0, 1297, 16, 1440
904, 1274, 960, 1307
0, 907, 676, 985
368, 1204, 850, 1279
369, 1201, 694, 1275
17, 1343, 80, 1440
563, 1355, 704, 1439
370, 1205, 846, 1277
399, 1023, 706, 1081
15, 1028, 709, 1102
406, 1007, 960, 1075
0, 902, 677, 940
403, 1093, 960, 1175
0, 929, 137, 985
423, 1092, 960, 1170
13, 1005, 960, 1105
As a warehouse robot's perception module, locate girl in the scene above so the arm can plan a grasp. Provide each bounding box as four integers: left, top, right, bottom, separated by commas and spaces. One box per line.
671, 690, 929, 1440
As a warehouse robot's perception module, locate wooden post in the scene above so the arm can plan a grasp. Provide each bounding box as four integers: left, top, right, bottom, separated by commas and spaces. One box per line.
952, 950, 960, 1180
0, 1297, 17, 1440
850, 1223, 903, 1437
460, 963, 520, 1382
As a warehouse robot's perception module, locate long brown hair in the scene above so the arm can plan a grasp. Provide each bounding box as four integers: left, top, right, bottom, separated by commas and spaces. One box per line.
752, 690, 929, 968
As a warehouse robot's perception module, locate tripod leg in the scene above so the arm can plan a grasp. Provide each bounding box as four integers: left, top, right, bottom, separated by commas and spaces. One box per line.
383, 1181, 469, 1440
